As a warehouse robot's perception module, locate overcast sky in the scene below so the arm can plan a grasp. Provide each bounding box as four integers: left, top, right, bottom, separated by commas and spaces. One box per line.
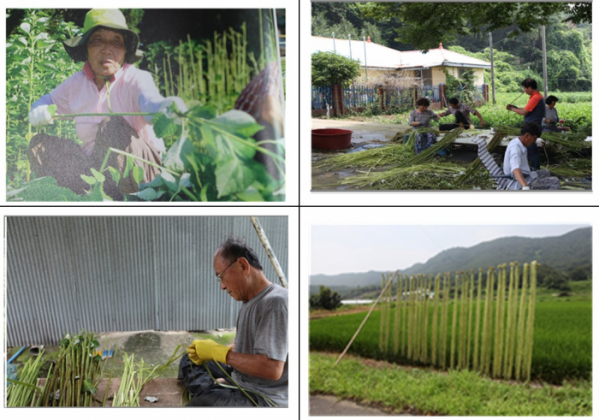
311, 224, 589, 276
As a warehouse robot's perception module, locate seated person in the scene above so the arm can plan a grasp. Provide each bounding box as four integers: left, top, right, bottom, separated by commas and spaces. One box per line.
409, 98, 440, 154
542, 95, 560, 133
502, 123, 560, 190
438, 97, 484, 131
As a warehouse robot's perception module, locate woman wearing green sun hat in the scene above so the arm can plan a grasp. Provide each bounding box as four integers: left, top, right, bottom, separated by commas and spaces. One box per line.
27, 9, 186, 200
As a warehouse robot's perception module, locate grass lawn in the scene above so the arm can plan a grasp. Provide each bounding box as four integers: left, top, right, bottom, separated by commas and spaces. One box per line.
310, 351, 592, 415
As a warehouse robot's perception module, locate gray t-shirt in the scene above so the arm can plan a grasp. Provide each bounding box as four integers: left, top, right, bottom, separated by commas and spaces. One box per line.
542, 107, 558, 127
232, 284, 288, 407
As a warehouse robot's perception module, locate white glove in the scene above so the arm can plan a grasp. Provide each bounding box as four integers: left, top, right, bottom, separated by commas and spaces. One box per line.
159, 97, 187, 124
536, 138, 545, 147
29, 105, 54, 126
521, 186, 530, 191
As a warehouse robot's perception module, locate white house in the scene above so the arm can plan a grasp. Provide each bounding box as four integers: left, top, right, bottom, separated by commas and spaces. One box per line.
311, 36, 491, 87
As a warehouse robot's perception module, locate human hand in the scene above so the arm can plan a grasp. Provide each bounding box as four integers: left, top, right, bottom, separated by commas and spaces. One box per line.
190, 339, 231, 364
159, 97, 188, 124
506, 104, 513, 111
187, 344, 202, 365
480, 121, 485, 127
29, 105, 54, 126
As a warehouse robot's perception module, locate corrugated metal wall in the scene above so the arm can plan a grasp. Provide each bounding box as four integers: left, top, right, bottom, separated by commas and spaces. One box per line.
6, 216, 288, 346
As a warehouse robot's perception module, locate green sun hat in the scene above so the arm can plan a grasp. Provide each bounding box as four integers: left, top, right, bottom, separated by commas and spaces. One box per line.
63, 9, 143, 64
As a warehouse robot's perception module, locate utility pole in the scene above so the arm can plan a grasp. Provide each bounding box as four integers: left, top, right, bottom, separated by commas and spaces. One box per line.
489, 32, 496, 104
332, 32, 336, 54
348, 34, 352, 59
541, 25, 548, 97
363, 36, 368, 82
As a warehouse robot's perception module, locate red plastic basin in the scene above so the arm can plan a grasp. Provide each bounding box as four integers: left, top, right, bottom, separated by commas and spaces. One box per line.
312, 128, 353, 150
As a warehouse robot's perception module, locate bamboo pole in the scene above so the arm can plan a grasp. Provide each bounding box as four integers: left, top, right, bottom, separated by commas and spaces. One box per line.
249, 216, 287, 288
523, 261, 538, 381
335, 273, 397, 366
440, 272, 450, 369
431, 273, 441, 365
515, 263, 529, 380
473, 269, 483, 370
450, 272, 459, 369
393, 274, 402, 354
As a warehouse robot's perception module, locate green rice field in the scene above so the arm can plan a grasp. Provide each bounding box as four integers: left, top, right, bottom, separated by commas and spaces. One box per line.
310, 294, 591, 384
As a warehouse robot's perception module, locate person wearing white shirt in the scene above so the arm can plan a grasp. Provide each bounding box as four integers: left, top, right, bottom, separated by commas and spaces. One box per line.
503, 123, 560, 190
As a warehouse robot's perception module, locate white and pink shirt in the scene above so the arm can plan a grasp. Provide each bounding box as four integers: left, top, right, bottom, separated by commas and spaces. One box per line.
32, 62, 166, 156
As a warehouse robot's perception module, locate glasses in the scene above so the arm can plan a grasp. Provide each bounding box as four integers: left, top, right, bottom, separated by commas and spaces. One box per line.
216, 259, 238, 282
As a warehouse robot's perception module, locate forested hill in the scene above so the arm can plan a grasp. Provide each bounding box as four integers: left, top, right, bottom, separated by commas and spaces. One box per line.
310, 227, 591, 289
405, 227, 591, 276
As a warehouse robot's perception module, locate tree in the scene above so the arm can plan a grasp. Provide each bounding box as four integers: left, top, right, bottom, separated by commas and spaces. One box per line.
311, 51, 361, 86
310, 286, 342, 310
359, 2, 590, 50
569, 266, 589, 281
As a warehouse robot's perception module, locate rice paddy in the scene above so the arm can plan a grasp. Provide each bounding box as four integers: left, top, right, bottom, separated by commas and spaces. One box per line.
310, 274, 591, 384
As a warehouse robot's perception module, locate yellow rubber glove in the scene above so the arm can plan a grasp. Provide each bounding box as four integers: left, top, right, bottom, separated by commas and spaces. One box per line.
190, 339, 231, 364
187, 344, 202, 365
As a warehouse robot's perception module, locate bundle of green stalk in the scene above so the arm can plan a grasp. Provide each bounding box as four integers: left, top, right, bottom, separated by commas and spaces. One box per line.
396, 128, 464, 168
549, 159, 592, 179
314, 144, 414, 171
39, 332, 105, 407
541, 131, 591, 152
456, 125, 521, 186
7, 350, 46, 407
112, 346, 185, 407
339, 161, 489, 190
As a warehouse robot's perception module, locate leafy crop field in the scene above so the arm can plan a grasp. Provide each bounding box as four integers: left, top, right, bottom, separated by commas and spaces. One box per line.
310, 298, 591, 384
338, 91, 592, 136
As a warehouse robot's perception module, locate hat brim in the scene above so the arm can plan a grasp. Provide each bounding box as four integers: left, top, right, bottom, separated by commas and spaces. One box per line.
63, 26, 143, 64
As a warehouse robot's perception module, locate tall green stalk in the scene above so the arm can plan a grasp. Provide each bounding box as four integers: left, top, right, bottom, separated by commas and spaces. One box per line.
472, 269, 483, 370
394, 274, 402, 354
504, 262, 518, 379
440, 273, 450, 369
515, 263, 529, 380
481, 267, 495, 375
431, 273, 441, 365
458, 271, 469, 369
450, 272, 459, 369
523, 261, 538, 381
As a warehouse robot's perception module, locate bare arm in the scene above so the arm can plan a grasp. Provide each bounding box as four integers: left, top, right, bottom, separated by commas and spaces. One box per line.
474, 110, 485, 126
507, 105, 530, 116
512, 168, 528, 188
226, 351, 285, 381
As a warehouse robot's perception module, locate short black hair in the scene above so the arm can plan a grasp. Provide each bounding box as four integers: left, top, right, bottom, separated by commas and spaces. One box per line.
520, 122, 541, 137
521, 78, 538, 90
449, 97, 459, 105
218, 237, 263, 270
416, 98, 430, 107
546, 95, 559, 105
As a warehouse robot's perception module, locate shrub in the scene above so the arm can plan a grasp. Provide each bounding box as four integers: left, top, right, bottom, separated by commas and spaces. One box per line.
310, 285, 342, 310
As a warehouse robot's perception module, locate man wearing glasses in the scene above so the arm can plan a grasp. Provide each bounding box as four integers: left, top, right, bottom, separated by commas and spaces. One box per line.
178, 237, 288, 407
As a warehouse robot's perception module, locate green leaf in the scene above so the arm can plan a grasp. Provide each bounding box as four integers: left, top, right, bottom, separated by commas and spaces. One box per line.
153, 112, 179, 138
212, 110, 264, 137
108, 167, 121, 185
200, 184, 208, 202
236, 188, 266, 202
123, 156, 134, 179
178, 173, 192, 189
131, 188, 158, 201
161, 171, 178, 191
16, 37, 27, 47
47, 104, 57, 117
83, 380, 97, 395
20, 23, 31, 34
189, 104, 217, 120
80, 174, 97, 186
132, 166, 144, 184
90, 168, 105, 183
162, 131, 194, 171
214, 158, 256, 198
